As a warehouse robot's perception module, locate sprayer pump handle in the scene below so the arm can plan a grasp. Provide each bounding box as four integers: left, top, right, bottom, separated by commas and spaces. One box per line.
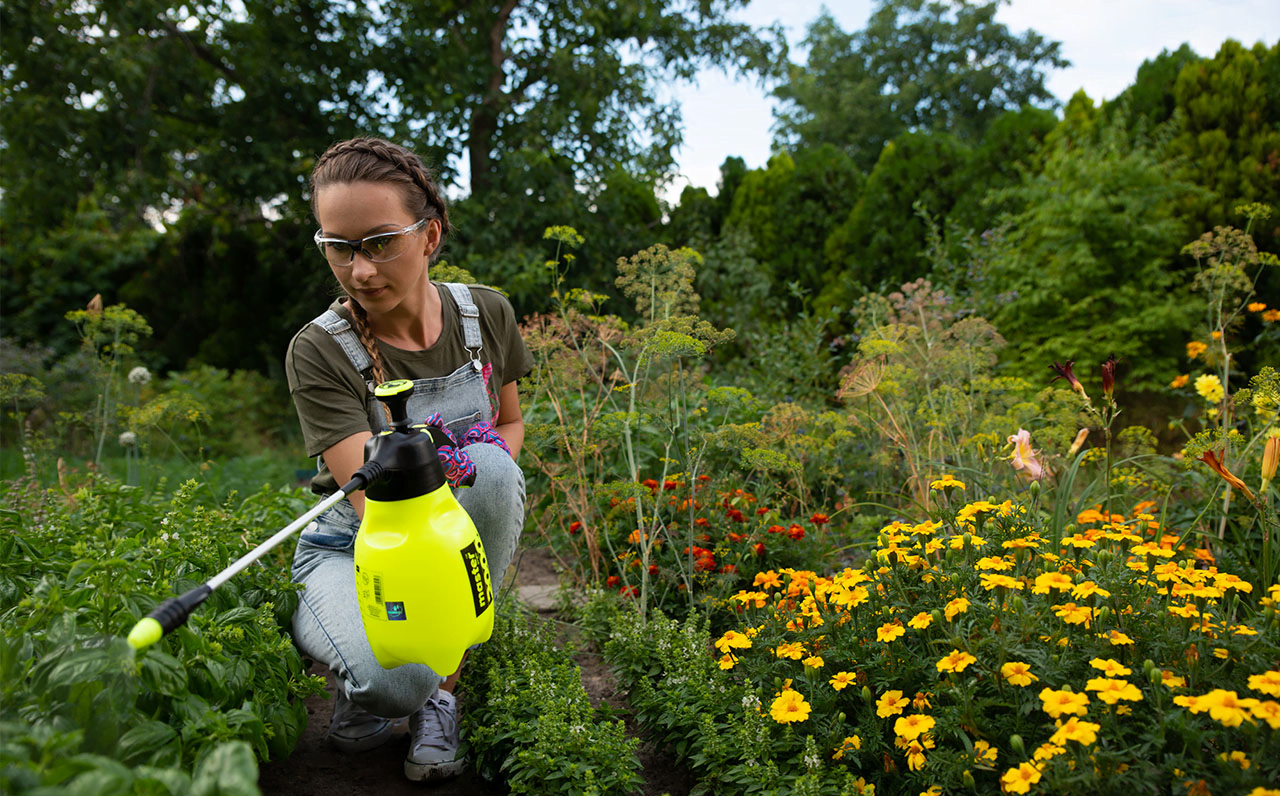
374, 379, 414, 427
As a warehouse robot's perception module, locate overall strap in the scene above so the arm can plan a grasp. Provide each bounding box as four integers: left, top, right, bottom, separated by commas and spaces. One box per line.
310, 309, 373, 377
443, 282, 484, 372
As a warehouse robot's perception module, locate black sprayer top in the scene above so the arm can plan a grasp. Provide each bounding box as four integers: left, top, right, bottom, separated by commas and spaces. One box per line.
363, 379, 448, 501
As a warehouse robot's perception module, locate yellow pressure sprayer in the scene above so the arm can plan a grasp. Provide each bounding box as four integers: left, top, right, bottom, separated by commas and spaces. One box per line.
128, 379, 494, 675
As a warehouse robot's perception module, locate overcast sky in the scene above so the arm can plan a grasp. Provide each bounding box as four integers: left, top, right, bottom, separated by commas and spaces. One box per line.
667, 0, 1280, 196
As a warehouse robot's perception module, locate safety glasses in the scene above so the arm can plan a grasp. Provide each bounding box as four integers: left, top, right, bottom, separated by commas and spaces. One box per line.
313, 219, 428, 267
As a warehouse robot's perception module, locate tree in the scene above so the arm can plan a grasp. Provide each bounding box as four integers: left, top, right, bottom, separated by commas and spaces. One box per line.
773, 0, 1067, 171
977, 98, 1204, 391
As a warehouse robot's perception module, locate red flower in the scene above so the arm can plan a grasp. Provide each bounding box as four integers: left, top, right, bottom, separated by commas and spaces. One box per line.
606, 575, 620, 587
719, 564, 737, 574
698, 474, 711, 482
1050, 360, 1088, 398
787, 524, 805, 541
568, 521, 582, 535
695, 517, 710, 527
1100, 354, 1117, 399
695, 556, 717, 572
648, 564, 659, 575
620, 585, 638, 597
726, 508, 746, 523
727, 531, 745, 543
630, 558, 642, 568
663, 479, 680, 491
752, 542, 766, 556
756, 507, 770, 515
810, 513, 829, 525
642, 478, 659, 493
767, 524, 785, 534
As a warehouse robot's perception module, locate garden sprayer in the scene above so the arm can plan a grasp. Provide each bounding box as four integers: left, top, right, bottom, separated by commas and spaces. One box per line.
127, 379, 495, 674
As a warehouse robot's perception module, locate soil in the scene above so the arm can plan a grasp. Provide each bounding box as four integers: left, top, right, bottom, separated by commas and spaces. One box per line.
257, 545, 695, 796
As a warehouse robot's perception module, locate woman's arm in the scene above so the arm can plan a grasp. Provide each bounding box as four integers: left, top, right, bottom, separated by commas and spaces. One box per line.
493, 380, 524, 460
322, 431, 374, 519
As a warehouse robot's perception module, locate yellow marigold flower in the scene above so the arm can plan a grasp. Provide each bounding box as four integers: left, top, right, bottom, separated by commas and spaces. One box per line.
1264, 309, 1280, 322
1032, 571, 1075, 594
877, 621, 906, 643
1000, 762, 1042, 794
973, 739, 997, 763
1252, 700, 1280, 729
1248, 670, 1280, 697
1085, 677, 1144, 705
830, 671, 856, 691
1168, 603, 1200, 619
944, 597, 970, 621
1186, 340, 1207, 359
754, 570, 782, 589
714, 630, 753, 654
1170, 374, 1190, 388
1162, 670, 1187, 689
1049, 716, 1100, 746
912, 691, 933, 710
1033, 742, 1065, 761
948, 534, 988, 550
1106, 630, 1135, 646
956, 500, 998, 528
894, 713, 936, 740
920, 787, 942, 796
1039, 687, 1091, 718
1089, 658, 1133, 677
1201, 689, 1260, 728
718, 654, 736, 670
1052, 601, 1095, 627
1219, 750, 1251, 769
877, 690, 910, 718
1195, 373, 1224, 404
1061, 533, 1096, 549
901, 735, 933, 771
1213, 647, 1230, 660
1001, 661, 1039, 687
976, 555, 1013, 570
775, 641, 806, 660
980, 573, 1024, 592
906, 611, 933, 630
1071, 580, 1110, 599
1248, 302, 1267, 312
803, 655, 825, 669
831, 734, 862, 760
769, 688, 811, 724
929, 474, 966, 490
937, 649, 978, 673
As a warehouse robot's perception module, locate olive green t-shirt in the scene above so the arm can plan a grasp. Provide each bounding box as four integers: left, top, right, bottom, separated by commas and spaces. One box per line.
285, 283, 534, 470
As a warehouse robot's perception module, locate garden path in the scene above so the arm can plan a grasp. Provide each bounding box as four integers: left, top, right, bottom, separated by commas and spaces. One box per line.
257, 544, 694, 796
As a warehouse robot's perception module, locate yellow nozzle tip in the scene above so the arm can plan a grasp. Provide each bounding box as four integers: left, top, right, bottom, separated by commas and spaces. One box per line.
127, 617, 163, 650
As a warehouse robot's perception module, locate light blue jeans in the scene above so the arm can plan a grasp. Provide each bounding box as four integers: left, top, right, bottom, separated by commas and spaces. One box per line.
290, 442, 525, 718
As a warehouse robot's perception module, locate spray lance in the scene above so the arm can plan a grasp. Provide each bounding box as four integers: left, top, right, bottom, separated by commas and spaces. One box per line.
127, 379, 495, 675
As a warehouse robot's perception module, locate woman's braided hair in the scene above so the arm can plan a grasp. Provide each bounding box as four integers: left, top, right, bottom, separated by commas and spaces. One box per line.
309, 137, 451, 397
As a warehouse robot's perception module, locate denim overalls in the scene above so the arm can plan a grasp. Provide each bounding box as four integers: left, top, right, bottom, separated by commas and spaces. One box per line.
289, 283, 526, 717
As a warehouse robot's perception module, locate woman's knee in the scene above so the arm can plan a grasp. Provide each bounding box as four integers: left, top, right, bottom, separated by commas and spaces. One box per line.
345, 663, 442, 718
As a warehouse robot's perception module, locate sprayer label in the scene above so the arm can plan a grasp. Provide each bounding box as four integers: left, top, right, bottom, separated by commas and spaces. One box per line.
460, 541, 492, 617
385, 601, 407, 621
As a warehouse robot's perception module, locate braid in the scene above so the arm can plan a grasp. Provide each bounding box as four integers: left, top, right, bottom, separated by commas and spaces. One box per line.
342, 298, 390, 425
311, 137, 451, 261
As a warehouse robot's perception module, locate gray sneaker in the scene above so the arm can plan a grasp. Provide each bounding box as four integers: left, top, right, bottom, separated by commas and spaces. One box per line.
404, 689, 467, 781
327, 688, 394, 753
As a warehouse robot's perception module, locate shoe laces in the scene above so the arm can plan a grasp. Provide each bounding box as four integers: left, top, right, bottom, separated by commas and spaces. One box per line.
412, 691, 459, 752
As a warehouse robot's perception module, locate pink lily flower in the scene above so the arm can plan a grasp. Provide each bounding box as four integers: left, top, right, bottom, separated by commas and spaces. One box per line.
1008, 429, 1046, 480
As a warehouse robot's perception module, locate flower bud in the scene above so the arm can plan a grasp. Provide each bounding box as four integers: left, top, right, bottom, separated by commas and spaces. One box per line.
1149, 666, 1164, 688
1097, 606, 1111, 625
1008, 594, 1025, 613
963, 769, 976, 789
1009, 734, 1025, 756
1143, 659, 1156, 677
862, 686, 873, 706
1263, 431, 1279, 492
1068, 428, 1090, 457
1028, 480, 1041, 500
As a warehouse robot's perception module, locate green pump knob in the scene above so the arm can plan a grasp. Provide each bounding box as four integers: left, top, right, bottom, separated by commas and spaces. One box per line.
375, 379, 414, 430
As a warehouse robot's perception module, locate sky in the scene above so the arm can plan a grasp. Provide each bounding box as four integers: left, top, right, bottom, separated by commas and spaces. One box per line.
667, 0, 1280, 197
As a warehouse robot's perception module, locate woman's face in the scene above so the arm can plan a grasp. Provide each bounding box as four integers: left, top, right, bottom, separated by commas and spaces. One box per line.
315, 180, 440, 318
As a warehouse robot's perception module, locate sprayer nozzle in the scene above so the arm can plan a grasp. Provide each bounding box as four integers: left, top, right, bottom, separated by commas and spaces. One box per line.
127, 617, 164, 650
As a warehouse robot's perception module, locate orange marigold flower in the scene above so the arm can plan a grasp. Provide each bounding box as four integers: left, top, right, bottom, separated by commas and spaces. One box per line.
829, 671, 856, 691
1248, 671, 1280, 697
877, 621, 906, 643
876, 690, 910, 718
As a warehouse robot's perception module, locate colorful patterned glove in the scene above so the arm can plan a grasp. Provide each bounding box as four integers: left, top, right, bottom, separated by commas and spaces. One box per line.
422, 413, 476, 488
462, 420, 512, 458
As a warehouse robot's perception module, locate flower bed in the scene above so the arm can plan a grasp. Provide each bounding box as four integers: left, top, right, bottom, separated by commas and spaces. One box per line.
586, 481, 1280, 795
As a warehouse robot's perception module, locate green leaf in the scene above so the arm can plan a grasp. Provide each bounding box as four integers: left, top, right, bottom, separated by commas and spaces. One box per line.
189, 740, 261, 796
115, 719, 179, 766
140, 651, 188, 697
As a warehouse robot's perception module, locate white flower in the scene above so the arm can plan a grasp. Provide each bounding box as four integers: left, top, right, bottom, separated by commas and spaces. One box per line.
118, 431, 138, 447
160, 532, 170, 542
128, 366, 152, 385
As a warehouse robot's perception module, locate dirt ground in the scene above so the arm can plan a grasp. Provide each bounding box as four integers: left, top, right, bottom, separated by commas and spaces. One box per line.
257, 545, 693, 796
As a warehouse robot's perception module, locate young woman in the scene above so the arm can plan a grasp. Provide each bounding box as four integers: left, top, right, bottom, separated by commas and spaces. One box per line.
284, 137, 531, 782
